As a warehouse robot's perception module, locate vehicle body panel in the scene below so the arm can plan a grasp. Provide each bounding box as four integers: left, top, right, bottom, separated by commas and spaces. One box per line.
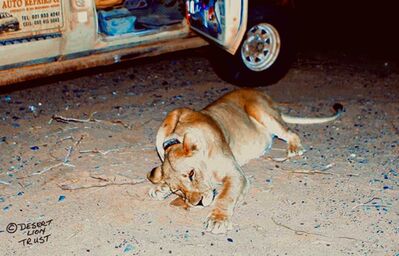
0, 36, 207, 85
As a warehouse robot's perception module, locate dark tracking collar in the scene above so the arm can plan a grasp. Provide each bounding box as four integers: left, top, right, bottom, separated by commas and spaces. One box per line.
163, 138, 180, 150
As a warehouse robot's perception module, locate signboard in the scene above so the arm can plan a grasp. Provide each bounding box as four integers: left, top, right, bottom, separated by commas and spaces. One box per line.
0, 0, 64, 39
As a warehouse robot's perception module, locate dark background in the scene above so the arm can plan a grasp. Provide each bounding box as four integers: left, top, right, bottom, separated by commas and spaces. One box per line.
1, 0, 398, 91
294, 0, 399, 59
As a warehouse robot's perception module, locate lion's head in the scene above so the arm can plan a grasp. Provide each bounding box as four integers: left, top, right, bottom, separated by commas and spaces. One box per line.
148, 132, 215, 207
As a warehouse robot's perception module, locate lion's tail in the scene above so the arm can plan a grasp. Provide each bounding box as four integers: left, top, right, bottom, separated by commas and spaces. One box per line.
281, 103, 344, 125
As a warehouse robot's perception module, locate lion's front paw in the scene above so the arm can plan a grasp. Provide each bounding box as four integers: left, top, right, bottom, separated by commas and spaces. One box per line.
204, 209, 233, 234
287, 134, 305, 157
149, 185, 172, 200
287, 143, 305, 157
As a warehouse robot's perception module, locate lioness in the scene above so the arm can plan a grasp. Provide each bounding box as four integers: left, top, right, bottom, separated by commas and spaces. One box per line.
147, 88, 343, 234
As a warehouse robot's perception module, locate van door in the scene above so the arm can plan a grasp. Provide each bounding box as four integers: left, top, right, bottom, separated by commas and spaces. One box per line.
186, 0, 247, 54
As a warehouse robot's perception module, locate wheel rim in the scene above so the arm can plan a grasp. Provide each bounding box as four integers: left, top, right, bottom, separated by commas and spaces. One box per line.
241, 23, 281, 72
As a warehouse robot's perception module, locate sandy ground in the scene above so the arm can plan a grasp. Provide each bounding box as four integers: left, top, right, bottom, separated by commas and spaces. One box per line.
0, 49, 398, 256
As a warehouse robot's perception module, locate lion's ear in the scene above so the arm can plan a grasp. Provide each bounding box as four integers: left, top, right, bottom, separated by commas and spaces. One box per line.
156, 108, 189, 161
182, 132, 198, 156
147, 166, 163, 184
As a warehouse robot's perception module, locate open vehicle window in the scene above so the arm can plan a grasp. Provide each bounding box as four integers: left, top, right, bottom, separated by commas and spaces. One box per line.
95, 0, 186, 37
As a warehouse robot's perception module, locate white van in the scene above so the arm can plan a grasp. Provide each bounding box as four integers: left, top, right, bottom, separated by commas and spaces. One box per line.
0, 0, 294, 86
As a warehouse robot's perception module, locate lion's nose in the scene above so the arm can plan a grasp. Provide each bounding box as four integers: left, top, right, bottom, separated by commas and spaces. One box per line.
196, 197, 204, 206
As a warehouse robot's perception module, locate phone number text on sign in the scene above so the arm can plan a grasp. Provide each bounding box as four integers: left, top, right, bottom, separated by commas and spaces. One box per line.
21, 11, 60, 27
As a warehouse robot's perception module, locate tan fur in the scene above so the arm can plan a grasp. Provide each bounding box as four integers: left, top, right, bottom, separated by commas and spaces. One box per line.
147, 88, 340, 234
169, 197, 190, 210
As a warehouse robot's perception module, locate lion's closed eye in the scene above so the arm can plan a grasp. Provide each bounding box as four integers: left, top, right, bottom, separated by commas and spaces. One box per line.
188, 169, 195, 181
181, 169, 195, 181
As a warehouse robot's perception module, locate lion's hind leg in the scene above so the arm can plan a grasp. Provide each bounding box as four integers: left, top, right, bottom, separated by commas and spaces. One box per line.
244, 103, 304, 158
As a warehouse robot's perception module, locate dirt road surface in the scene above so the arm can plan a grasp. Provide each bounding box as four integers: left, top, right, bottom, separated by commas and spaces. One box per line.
0, 49, 398, 256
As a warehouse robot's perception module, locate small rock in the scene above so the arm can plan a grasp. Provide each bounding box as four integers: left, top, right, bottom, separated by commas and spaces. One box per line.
3, 204, 11, 212
30, 146, 40, 151
123, 244, 136, 253
28, 105, 36, 112
173, 95, 183, 100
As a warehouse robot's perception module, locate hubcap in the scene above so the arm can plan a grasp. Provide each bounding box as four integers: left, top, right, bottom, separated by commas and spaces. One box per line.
241, 23, 281, 72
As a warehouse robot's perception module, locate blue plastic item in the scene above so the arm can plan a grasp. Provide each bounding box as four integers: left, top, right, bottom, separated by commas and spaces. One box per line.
98, 8, 136, 36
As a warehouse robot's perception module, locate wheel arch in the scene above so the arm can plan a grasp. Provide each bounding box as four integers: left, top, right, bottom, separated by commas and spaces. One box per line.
229, 0, 295, 55
208, 0, 296, 86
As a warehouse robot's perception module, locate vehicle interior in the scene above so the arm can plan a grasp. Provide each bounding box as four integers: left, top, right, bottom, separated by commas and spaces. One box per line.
95, 0, 186, 37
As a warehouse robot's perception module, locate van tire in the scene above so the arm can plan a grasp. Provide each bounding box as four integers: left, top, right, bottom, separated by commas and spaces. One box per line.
210, 6, 295, 87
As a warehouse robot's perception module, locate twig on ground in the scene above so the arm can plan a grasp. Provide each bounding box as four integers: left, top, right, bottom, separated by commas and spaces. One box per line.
29, 136, 81, 176
271, 217, 328, 237
49, 135, 86, 163
289, 170, 335, 175
56, 136, 74, 143
59, 176, 145, 190
288, 163, 335, 175
31, 162, 75, 176
50, 135, 85, 161
346, 173, 360, 177
271, 217, 367, 243
51, 113, 132, 129
109, 120, 132, 129
276, 162, 357, 177
51, 112, 98, 124
79, 148, 121, 155
0, 180, 11, 185
30, 135, 121, 177
63, 135, 85, 163
134, 118, 155, 128
311, 240, 333, 245
351, 197, 389, 210
320, 163, 334, 171
67, 230, 81, 240
64, 146, 74, 163
74, 135, 85, 147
